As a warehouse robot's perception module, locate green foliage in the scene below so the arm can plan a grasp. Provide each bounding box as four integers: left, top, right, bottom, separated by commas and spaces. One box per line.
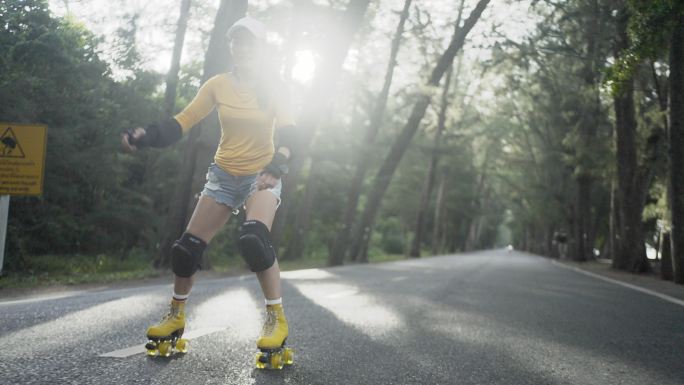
482, 0, 617, 254
643, 179, 668, 225
608, 0, 684, 93
0, 251, 159, 289
375, 217, 406, 255
0, 0, 171, 271
205, 217, 242, 270
3, 0, 675, 283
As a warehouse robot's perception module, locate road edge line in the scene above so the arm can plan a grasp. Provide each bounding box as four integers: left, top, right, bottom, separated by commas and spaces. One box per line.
550, 260, 684, 308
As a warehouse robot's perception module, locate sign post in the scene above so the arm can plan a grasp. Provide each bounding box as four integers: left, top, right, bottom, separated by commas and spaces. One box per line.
0, 195, 8, 275
0, 123, 48, 275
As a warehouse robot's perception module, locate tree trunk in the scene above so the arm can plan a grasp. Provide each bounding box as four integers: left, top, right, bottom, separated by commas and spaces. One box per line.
608, 180, 616, 260
662, 232, 673, 280
612, 6, 649, 273
164, 0, 192, 116
409, 65, 453, 258
465, 216, 485, 251
444, 219, 454, 253
431, 168, 447, 255
573, 178, 590, 261
546, 225, 555, 257
282, 158, 322, 260
409, 1, 465, 258
272, 0, 371, 245
157, 0, 247, 268
327, 0, 412, 266
669, 14, 684, 284
350, 0, 491, 262
570, 0, 606, 262
460, 216, 473, 251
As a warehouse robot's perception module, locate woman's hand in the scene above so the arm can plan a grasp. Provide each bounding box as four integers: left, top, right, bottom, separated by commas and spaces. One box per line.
256, 171, 279, 190
121, 127, 146, 152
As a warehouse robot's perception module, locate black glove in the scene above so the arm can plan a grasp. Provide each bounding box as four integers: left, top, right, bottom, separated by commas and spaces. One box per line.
125, 118, 182, 148
262, 152, 289, 178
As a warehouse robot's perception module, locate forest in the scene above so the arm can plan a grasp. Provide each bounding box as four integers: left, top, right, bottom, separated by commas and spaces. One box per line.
1, 0, 683, 285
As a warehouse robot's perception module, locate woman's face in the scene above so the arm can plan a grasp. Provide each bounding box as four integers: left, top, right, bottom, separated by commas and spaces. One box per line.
230, 29, 260, 70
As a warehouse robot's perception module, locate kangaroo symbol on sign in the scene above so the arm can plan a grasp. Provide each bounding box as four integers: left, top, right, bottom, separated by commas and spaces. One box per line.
0, 127, 26, 158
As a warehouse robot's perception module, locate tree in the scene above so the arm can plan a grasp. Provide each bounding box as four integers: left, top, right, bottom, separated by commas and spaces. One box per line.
270, 0, 371, 246
350, 0, 491, 262
669, 11, 684, 283
615, 0, 684, 282
409, 0, 467, 257
0, 0, 167, 264
612, 4, 650, 272
572, 0, 602, 262
431, 167, 449, 255
409, 64, 454, 258
164, 0, 192, 116
328, 0, 412, 265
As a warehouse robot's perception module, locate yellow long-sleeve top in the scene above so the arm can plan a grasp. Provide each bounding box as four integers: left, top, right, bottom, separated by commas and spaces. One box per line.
173, 73, 295, 176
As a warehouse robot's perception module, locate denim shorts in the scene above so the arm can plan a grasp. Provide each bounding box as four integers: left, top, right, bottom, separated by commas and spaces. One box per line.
200, 163, 282, 211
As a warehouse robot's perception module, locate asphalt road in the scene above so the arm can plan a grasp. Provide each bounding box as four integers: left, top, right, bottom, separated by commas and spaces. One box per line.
1, 250, 682, 385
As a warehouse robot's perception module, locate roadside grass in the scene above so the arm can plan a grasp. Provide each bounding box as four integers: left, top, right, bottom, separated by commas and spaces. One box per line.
0, 253, 163, 290
0, 250, 411, 291
211, 251, 408, 273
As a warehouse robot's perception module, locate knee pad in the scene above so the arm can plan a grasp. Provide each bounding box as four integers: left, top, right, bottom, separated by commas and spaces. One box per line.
238, 220, 276, 272
171, 232, 206, 278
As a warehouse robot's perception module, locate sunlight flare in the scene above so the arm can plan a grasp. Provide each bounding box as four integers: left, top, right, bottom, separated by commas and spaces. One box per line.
291, 49, 316, 84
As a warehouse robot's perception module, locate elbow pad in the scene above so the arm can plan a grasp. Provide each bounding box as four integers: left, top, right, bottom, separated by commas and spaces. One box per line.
131, 118, 182, 148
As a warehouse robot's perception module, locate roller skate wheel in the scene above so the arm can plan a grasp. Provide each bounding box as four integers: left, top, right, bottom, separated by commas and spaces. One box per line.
270, 352, 284, 370
175, 338, 188, 353
158, 341, 172, 357
283, 348, 294, 365
145, 341, 158, 357
255, 352, 267, 369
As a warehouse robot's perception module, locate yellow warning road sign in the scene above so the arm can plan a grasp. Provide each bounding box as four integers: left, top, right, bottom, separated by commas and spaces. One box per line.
0, 123, 48, 196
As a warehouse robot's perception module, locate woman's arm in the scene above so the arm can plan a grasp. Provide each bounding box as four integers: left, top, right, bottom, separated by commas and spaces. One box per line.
123, 119, 182, 149
173, 75, 220, 133
272, 85, 299, 159
256, 86, 298, 188
121, 76, 220, 151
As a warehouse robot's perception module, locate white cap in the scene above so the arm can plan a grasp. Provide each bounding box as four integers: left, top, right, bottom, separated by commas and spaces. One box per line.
227, 17, 266, 41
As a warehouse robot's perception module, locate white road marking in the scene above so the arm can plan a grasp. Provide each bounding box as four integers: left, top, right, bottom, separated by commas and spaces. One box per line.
326, 289, 359, 299
0, 291, 90, 306
99, 344, 147, 358
551, 260, 684, 308
1, 294, 161, 357
99, 327, 225, 358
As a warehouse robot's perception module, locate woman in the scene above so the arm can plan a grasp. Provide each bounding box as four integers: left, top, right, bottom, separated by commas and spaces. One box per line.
121, 17, 297, 368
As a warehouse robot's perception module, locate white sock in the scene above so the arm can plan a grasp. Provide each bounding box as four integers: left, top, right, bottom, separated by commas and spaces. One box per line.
265, 297, 282, 306
173, 292, 189, 302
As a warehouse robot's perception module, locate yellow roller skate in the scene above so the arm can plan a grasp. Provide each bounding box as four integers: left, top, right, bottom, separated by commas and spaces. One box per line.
255, 304, 294, 369
145, 299, 189, 357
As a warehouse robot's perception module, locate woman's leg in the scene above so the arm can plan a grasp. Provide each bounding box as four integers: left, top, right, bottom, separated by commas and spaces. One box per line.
147, 194, 233, 346
245, 188, 292, 362
174, 194, 233, 295
244, 190, 281, 300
